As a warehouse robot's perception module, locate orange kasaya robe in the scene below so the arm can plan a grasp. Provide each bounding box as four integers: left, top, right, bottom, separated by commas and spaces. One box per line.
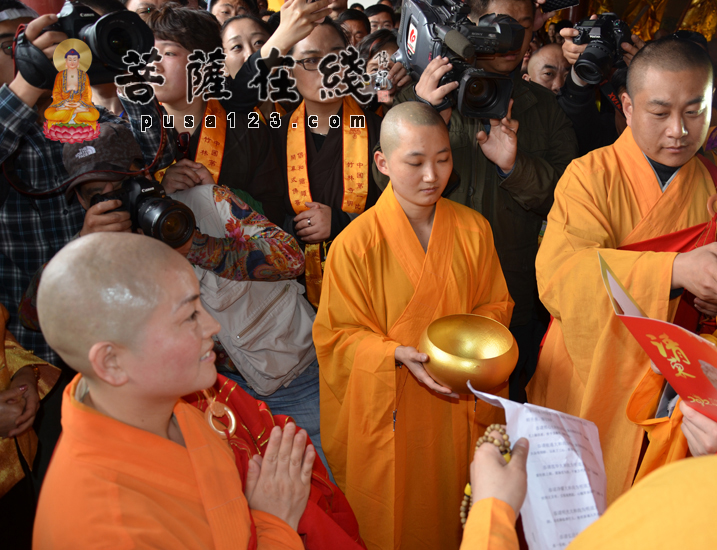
33, 375, 303, 550
529, 127, 716, 504
459, 455, 717, 550
313, 184, 514, 550
184, 374, 366, 550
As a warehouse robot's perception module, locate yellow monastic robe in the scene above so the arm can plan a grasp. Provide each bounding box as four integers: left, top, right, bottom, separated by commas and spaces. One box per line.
459, 455, 717, 549
44, 69, 99, 129
528, 127, 715, 503
313, 184, 514, 550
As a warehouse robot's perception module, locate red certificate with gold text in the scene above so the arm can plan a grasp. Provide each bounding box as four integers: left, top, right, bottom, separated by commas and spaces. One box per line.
599, 253, 717, 421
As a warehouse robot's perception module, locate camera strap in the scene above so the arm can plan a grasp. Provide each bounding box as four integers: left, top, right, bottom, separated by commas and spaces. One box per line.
415, 92, 453, 114
599, 80, 624, 116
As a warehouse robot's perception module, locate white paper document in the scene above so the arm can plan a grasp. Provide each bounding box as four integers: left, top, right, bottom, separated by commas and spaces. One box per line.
468, 383, 607, 550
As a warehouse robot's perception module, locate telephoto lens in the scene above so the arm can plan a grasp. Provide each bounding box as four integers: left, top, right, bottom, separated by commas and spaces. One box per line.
136, 199, 196, 249
81, 10, 155, 71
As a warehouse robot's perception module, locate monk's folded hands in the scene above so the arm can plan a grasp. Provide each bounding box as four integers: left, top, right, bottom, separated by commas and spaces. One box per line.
244, 422, 316, 530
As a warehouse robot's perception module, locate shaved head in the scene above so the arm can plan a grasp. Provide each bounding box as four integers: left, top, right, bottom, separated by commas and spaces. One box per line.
627, 37, 713, 98
527, 44, 563, 73
380, 102, 448, 160
38, 234, 184, 373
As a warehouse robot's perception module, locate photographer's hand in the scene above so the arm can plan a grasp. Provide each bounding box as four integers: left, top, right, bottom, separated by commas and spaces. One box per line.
261, 0, 332, 58
415, 57, 458, 113
386, 62, 411, 102
80, 199, 132, 237
9, 14, 68, 108
476, 99, 519, 175
532, 0, 556, 32
621, 34, 645, 67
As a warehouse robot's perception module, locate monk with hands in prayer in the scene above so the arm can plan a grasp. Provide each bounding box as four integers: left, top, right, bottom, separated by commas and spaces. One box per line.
33, 233, 314, 550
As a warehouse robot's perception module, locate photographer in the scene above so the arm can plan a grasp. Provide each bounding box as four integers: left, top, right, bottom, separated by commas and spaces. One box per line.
0, 7, 173, 366
555, 14, 645, 156
385, 0, 578, 401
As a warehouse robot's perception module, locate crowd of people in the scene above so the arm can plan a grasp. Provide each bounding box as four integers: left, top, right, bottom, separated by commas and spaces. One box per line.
0, 0, 716, 547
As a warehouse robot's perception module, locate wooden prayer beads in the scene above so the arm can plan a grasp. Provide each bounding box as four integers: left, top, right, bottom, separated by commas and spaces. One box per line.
460, 424, 512, 529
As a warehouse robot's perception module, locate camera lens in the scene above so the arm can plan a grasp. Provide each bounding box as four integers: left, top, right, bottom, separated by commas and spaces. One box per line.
574, 41, 613, 85
85, 11, 155, 70
137, 199, 196, 249
107, 27, 133, 58
160, 211, 192, 244
464, 76, 498, 109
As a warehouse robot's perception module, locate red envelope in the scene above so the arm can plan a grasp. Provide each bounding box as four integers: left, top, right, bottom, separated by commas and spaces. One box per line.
599, 253, 717, 421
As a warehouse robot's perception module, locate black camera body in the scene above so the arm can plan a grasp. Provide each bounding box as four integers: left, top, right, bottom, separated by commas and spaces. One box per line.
90, 177, 196, 249
572, 13, 632, 85
15, 0, 154, 89
394, 0, 525, 119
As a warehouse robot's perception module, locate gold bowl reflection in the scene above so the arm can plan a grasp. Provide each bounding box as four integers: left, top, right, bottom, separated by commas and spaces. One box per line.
418, 314, 518, 394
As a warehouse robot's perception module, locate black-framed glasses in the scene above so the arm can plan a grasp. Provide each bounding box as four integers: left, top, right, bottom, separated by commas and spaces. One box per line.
295, 57, 321, 71
0, 40, 13, 57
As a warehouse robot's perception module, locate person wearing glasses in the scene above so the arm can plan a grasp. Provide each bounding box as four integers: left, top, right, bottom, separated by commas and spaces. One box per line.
270, 18, 384, 309
0, 1, 35, 87
145, 3, 286, 224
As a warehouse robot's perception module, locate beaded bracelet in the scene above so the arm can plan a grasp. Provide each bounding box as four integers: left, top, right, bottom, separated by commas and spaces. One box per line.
461, 424, 512, 529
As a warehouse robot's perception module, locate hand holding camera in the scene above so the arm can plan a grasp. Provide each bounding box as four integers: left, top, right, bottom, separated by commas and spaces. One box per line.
415, 57, 460, 110
8, 14, 67, 107
562, 13, 644, 87
80, 198, 132, 237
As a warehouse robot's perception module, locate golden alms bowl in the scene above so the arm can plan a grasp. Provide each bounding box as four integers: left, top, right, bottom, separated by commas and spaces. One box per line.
418, 314, 519, 394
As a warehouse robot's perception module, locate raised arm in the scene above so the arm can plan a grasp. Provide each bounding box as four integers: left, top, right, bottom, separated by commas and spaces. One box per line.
184, 187, 304, 281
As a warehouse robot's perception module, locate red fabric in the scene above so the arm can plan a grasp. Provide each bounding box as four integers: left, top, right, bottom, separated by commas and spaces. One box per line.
184, 375, 366, 550
618, 155, 717, 332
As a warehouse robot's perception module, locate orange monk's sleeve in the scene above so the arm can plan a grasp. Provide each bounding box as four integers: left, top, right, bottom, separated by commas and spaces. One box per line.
469, 218, 514, 329
459, 498, 519, 550
251, 510, 304, 550
536, 161, 677, 370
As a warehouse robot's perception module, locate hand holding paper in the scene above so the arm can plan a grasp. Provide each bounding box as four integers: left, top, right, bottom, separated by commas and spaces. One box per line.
471, 437, 529, 517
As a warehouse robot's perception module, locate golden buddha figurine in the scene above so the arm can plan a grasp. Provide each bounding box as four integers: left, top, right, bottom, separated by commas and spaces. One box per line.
44, 40, 100, 143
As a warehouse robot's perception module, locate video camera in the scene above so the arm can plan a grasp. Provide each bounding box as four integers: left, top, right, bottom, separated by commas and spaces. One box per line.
394, 0, 525, 119
15, 0, 154, 89
90, 177, 196, 249
572, 13, 632, 86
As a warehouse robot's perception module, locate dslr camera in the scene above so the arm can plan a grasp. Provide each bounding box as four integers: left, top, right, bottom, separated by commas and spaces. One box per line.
15, 0, 155, 88
572, 13, 632, 86
394, 0, 525, 119
90, 177, 197, 249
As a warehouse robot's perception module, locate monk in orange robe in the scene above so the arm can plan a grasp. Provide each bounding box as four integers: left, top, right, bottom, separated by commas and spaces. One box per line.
528, 37, 717, 504
44, 49, 99, 129
460, 433, 717, 549
33, 233, 315, 549
313, 102, 514, 550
